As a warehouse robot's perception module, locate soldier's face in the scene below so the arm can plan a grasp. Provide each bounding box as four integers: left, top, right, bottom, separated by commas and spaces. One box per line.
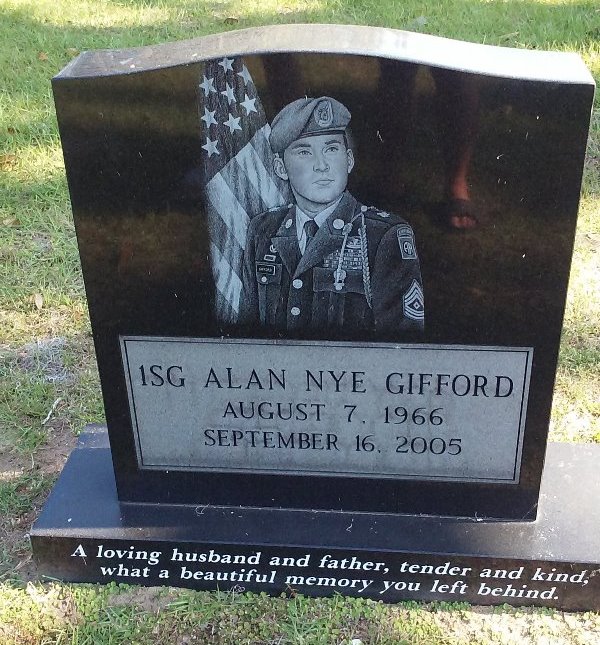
275, 133, 354, 213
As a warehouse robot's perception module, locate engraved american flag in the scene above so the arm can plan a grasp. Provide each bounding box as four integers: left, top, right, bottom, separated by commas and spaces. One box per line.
198, 57, 289, 323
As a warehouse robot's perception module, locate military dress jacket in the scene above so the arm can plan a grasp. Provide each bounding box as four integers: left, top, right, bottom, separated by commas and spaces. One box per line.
239, 192, 424, 338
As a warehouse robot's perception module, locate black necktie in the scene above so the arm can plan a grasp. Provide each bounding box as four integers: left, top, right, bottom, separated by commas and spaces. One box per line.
303, 219, 318, 251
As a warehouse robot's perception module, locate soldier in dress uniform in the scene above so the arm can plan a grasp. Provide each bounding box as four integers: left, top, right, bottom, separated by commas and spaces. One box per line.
239, 96, 424, 338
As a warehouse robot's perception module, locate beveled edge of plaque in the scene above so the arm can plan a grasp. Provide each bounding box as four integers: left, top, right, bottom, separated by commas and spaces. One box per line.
54, 24, 595, 86
118, 335, 533, 485
120, 334, 534, 354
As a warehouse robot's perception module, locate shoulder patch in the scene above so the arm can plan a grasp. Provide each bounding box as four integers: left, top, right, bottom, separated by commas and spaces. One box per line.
403, 280, 424, 321
397, 225, 417, 260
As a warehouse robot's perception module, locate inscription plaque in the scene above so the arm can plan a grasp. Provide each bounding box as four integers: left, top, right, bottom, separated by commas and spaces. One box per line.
122, 337, 531, 483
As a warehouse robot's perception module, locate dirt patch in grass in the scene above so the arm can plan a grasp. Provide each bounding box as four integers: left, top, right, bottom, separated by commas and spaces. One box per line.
33, 421, 77, 474
0, 421, 76, 480
25, 582, 81, 625
16, 336, 74, 384
107, 586, 178, 613
0, 422, 77, 582
432, 605, 600, 645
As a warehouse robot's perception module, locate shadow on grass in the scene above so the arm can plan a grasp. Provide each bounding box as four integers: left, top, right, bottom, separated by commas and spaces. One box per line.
0, 0, 598, 81
1, 0, 597, 161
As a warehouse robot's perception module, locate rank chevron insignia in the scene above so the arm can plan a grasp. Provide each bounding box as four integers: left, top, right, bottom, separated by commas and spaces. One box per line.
403, 279, 424, 321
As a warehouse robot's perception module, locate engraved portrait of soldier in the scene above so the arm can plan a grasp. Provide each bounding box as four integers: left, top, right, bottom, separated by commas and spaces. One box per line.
238, 96, 424, 338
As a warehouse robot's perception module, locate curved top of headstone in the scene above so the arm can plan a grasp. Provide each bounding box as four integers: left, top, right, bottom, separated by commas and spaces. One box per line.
55, 23, 594, 85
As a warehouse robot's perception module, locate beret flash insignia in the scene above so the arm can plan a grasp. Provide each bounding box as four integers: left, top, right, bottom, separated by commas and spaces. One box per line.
315, 100, 333, 128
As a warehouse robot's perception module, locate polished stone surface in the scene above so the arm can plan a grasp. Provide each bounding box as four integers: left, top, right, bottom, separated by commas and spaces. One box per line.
52, 26, 595, 516
31, 427, 600, 610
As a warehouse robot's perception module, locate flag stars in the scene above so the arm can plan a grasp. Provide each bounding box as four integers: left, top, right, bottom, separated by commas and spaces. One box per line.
201, 108, 218, 128
223, 113, 242, 133
237, 65, 252, 86
199, 75, 216, 96
221, 83, 236, 104
202, 136, 219, 157
240, 94, 257, 115
218, 57, 234, 72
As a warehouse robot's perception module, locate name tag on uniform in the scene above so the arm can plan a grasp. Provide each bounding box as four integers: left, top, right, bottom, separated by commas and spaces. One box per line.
256, 263, 276, 275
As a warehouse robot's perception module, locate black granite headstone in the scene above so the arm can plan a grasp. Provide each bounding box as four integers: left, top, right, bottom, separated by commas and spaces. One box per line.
32, 25, 597, 609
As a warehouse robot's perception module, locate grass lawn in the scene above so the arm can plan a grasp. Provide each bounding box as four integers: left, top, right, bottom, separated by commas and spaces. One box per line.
1, 0, 598, 643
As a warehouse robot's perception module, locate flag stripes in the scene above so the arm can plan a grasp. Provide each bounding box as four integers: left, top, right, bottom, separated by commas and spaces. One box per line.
210, 242, 243, 316
206, 174, 251, 249
198, 58, 290, 322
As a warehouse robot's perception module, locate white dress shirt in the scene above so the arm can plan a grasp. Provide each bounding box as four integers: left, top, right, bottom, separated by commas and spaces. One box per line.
295, 196, 343, 254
